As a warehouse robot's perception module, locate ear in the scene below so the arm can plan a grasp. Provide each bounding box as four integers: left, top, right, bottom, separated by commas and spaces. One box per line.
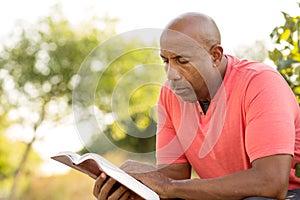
209, 45, 223, 67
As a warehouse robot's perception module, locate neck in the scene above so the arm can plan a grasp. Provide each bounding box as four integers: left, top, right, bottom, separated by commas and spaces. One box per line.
219, 55, 228, 80
201, 55, 228, 101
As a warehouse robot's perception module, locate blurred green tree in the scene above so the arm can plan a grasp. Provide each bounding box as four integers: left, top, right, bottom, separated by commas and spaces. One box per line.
0, 133, 41, 198
269, 2, 300, 103
0, 5, 165, 199
74, 30, 165, 162
0, 6, 117, 199
79, 45, 164, 157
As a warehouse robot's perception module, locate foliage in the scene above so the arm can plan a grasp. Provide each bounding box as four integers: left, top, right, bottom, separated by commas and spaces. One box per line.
77, 33, 165, 157
0, 4, 165, 198
0, 5, 117, 199
269, 3, 300, 103
94, 48, 163, 154
0, 109, 41, 199
0, 133, 41, 198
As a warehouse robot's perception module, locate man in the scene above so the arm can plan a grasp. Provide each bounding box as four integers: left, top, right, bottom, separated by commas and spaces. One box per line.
93, 12, 300, 199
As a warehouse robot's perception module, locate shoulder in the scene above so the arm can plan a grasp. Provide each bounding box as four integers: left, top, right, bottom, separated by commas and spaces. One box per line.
226, 54, 275, 72
225, 55, 285, 85
224, 55, 298, 107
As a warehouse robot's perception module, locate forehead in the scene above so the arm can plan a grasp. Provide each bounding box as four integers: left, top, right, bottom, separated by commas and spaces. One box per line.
160, 29, 205, 56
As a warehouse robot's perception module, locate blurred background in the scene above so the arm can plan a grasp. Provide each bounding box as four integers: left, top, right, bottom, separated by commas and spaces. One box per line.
0, 0, 299, 199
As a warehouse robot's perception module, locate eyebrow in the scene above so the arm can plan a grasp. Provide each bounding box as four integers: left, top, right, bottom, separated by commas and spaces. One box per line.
160, 54, 166, 59
160, 54, 191, 60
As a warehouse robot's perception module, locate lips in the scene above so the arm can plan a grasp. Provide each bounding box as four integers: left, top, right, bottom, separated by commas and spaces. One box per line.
173, 87, 189, 95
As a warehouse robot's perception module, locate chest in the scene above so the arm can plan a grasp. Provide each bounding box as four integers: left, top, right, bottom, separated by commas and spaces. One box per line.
169, 87, 251, 177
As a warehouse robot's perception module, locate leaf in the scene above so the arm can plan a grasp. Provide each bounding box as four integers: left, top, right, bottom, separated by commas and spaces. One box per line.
295, 65, 300, 75
280, 29, 291, 41
268, 48, 283, 65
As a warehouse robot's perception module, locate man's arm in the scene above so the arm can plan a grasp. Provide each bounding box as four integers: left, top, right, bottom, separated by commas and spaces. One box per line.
133, 154, 292, 200
158, 162, 191, 180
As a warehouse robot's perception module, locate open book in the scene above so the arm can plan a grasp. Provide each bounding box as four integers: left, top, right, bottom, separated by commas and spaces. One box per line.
51, 152, 159, 200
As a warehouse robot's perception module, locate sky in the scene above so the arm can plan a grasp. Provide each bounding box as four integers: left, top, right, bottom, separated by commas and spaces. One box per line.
1, 0, 299, 53
0, 0, 299, 174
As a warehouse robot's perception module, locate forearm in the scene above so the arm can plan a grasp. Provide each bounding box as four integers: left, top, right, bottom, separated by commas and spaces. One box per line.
158, 163, 191, 180
167, 168, 287, 200
132, 156, 290, 199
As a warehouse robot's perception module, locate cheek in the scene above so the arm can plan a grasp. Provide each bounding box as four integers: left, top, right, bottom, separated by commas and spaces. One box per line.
181, 67, 203, 87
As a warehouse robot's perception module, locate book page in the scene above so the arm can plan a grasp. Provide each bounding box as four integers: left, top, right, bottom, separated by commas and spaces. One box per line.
51, 153, 100, 179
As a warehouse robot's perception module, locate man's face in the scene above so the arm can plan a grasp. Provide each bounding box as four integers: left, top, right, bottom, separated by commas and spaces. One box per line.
160, 31, 214, 102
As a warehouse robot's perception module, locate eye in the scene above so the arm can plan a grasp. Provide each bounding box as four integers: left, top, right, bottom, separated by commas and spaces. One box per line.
176, 56, 190, 65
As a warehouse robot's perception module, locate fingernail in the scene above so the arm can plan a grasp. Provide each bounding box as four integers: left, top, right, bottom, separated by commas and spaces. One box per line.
100, 173, 106, 179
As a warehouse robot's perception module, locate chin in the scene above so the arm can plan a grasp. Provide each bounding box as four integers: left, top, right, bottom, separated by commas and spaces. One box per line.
179, 96, 197, 103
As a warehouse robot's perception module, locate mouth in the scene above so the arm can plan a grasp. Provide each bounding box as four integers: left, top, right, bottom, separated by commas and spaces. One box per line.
173, 87, 189, 95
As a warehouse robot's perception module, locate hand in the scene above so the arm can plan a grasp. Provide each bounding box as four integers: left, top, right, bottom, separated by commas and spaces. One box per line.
93, 173, 130, 200
120, 160, 173, 199
93, 172, 144, 200
93, 160, 173, 199
119, 160, 157, 174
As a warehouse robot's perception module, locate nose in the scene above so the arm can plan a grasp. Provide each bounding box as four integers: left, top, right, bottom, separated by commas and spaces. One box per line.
166, 65, 181, 81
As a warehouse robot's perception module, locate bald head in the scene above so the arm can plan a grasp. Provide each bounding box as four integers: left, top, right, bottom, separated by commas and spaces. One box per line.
162, 12, 221, 50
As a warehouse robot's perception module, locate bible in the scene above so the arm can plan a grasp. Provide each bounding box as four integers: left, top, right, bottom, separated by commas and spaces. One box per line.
51, 151, 159, 200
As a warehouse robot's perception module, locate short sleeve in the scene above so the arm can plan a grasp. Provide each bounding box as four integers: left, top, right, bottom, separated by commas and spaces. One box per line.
156, 84, 187, 165
245, 70, 297, 163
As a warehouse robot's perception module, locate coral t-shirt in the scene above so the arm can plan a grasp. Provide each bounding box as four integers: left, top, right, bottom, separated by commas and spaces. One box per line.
156, 55, 300, 189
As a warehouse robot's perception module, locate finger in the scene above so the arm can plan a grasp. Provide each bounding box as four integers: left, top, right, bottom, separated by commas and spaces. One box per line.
93, 173, 107, 198
108, 185, 128, 200
129, 192, 144, 200
119, 190, 131, 200
98, 177, 117, 200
